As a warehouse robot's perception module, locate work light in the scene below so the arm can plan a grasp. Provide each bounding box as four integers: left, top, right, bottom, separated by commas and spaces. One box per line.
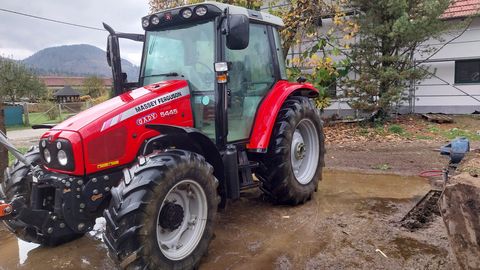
181, 8, 192, 19
142, 18, 150, 28
151, 15, 160, 25
195, 6, 207, 16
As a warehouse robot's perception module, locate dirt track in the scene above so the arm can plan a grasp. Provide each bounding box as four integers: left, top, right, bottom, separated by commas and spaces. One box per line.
0, 135, 463, 269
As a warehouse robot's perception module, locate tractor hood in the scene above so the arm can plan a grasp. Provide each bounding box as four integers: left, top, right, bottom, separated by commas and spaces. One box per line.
42, 79, 194, 175
53, 80, 190, 135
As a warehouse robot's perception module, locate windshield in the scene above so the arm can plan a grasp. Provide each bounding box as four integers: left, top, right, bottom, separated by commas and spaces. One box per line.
141, 21, 215, 91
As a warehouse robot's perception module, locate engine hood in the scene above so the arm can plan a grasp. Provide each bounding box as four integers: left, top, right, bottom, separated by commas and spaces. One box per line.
53, 80, 189, 134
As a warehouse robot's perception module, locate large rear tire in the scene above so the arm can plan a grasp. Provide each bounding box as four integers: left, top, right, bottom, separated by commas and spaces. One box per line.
0, 146, 83, 245
104, 149, 219, 269
257, 96, 325, 205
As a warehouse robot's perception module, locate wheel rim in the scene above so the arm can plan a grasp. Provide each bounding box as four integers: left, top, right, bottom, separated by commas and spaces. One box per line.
156, 179, 208, 261
290, 119, 320, 184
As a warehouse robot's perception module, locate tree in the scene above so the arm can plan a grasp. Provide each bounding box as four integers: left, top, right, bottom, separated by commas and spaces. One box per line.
83, 76, 107, 98
344, 0, 452, 118
0, 58, 47, 103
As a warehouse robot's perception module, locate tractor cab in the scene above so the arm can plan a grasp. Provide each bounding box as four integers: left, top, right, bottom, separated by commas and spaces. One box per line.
105, 2, 287, 144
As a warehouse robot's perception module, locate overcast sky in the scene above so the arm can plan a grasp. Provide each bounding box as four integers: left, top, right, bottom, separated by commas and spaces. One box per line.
0, 0, 150, 65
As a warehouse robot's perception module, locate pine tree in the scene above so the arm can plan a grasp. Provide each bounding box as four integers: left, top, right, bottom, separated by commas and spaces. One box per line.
345, 0, 453, 117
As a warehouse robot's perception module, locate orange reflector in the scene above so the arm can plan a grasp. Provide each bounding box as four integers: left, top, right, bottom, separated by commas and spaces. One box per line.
0, 203, 12, 217
217, 74, 228, 83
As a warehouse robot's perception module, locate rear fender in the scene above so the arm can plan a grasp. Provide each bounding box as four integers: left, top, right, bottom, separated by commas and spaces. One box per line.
247, 81, 319, 152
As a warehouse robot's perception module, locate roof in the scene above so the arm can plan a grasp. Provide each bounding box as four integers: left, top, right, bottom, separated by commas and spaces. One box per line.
442, 0, 480, 19
39, 76, 113, 87
53, 86, 81, 97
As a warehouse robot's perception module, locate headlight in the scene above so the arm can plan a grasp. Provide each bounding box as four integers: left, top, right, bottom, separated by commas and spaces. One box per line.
58, 150, 68, 166
43, 149, 51, 163
181, 8, 192, 19
39, 138, 75, 171
195, 6, 207, 16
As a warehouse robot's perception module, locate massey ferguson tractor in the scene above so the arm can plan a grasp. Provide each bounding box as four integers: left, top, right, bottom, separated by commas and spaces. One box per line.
0, 2, 324, 269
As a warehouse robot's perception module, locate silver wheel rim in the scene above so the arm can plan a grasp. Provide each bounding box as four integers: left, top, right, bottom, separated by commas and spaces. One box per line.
156, 179, 208, 261
290, 119, 320, 184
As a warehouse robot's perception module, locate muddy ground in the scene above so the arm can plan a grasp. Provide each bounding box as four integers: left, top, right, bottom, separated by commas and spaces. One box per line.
1, 117, 477, 269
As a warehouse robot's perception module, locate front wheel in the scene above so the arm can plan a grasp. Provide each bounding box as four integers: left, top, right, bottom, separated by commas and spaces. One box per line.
257, 96, 325, 205
104, 150, 219, 269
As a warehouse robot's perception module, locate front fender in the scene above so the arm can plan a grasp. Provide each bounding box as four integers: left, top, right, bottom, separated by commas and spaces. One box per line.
247, 80, 318, 152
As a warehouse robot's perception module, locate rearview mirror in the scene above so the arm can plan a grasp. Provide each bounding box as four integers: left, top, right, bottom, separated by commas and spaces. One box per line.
226, 14, 249, 50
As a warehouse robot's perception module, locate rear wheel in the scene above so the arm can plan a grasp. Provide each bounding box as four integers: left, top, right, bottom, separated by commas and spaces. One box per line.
257, 96, 325, 205
104, 149, 218, 269
0, 146, 83, 245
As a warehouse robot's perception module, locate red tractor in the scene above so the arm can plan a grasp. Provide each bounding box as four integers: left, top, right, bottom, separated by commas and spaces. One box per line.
0, 2, 324, 269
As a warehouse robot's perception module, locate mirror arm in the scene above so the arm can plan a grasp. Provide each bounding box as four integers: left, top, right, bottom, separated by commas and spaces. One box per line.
219, 8, 230, 34
117, 33, 145, 42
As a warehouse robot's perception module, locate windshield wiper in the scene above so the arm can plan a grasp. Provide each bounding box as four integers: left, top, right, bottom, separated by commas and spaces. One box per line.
145, 72, 183, 77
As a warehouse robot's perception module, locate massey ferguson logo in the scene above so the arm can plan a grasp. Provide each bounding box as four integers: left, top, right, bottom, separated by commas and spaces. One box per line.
136, 112, 158, 126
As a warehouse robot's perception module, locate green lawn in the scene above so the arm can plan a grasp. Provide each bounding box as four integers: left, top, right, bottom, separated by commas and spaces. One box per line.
6, 112, 76, 131
8, 146, 29, 166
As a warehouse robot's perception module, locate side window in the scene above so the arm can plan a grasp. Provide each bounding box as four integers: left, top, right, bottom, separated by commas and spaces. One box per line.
273, 28, 287, 80
226, 24, 276, 141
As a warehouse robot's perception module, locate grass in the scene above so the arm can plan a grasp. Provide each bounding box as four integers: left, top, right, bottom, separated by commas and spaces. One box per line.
8, 146, 29, 166
442, 128, 480, 141
371, 163, 391, 170
6, 112, 76, 131
388, 124, 404, 135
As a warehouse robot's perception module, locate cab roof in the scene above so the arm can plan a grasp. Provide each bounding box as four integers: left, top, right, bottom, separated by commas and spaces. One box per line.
200, 1, 284, 27
143, 1, 284, 30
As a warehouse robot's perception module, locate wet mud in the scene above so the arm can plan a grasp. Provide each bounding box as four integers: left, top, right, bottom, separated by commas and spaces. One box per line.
0, 170, 455, 269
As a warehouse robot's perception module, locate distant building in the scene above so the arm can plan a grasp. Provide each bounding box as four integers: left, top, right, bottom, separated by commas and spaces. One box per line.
52, 85, 81, 103
39, 76, 113, 93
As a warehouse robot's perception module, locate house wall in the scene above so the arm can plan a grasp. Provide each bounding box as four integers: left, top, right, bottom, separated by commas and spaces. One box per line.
413, 17, 480, 114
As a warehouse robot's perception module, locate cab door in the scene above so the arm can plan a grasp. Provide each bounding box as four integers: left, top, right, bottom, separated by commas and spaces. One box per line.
225, 23, 278, 142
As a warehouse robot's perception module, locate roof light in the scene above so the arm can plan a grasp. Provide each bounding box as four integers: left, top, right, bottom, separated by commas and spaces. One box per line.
195, 6, 208, 16
181, 8, 193, 19
142, 18, 150, 28
151, 15, 160, 25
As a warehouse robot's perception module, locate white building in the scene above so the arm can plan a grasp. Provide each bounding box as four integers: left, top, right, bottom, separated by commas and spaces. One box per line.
276, 0, 480, 116
413, 0, 480, 114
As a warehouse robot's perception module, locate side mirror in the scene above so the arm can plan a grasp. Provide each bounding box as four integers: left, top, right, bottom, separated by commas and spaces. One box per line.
226, 14, 249, 50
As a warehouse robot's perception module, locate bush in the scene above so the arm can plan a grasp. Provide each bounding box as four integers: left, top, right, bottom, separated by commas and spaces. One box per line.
44, 102, 59, 120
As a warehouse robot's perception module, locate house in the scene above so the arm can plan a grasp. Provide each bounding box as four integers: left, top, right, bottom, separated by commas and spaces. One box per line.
413, 0, 480, 114
52, 85, 81, 103
275, 0, 480, 116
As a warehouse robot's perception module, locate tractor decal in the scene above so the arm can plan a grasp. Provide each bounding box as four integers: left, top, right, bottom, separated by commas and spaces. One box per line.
136, 112, 158, 126
100, 86, 190, 131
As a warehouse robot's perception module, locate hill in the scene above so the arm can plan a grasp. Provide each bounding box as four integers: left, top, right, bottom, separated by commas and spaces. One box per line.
23, 44, 139, 80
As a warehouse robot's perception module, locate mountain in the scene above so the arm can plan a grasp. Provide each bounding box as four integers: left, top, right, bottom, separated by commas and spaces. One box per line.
22, 44, 139, 80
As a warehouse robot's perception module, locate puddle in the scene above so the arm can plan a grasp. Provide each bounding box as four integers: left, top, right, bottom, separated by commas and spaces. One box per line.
0, 170, 450, 270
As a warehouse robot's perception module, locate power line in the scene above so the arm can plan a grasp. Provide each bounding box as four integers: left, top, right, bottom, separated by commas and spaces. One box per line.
0, 8, 105, 32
